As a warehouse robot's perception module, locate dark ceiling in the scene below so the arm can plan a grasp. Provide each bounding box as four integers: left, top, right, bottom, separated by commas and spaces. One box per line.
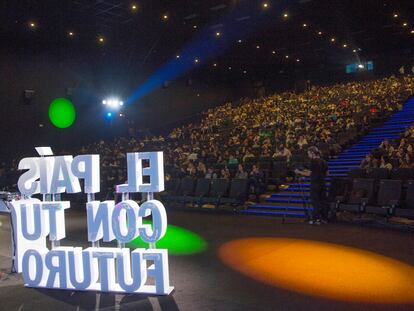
1, 0, 414, 80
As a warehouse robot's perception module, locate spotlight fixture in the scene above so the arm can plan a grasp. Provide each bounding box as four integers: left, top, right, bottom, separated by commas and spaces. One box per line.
216, 32, 221, 37
353, 49, 357, 53
194, 58, 200, 63
403, 22, 408, 27
296, 58, 300, 62
193, 25, 197, 29
302, 23, 308, 28
358, 64, 365, 69
213, 63, 217, 67
393, 13, 399, 18
68, 31, 74, 37
330, 37, 336, 42
256, 45, 260, 49
318, 31, 323, 35
176, 55, 180, 59
238, 39, 242, 43
272, 50, 276, 54
262, 2, 269, 9
98, 36, 105, 43
163, 14, 168, 20
285, 55, 289, 59
103, 98, 124, 110
343, 44, 348, 48
283, 12, 289, 19
131, 4, 138, 11
29, 21, 37, 29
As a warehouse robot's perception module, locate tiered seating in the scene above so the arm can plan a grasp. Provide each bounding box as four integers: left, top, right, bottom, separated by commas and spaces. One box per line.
331, 173, 414, 218
243, 95, 414, 217
163, 178, 249, 209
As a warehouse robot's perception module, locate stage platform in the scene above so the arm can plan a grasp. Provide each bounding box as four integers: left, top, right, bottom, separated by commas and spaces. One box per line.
1, 209, 414, 311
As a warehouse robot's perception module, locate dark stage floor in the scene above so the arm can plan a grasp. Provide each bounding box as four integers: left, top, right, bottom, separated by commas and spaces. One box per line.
1, 208, 414, 311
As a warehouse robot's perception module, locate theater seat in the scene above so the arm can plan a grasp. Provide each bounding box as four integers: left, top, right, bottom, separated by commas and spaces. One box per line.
221, 179, 249, 208
328, 178, 352, 210
366, 168, 389, 180
163, 179, 181, 203
390, 168, 414, 181
339, 178, 375, 213
394, 180, 414, 218
176, 177, 196, 204
269, 161, 288, 183
347, 168, 366, 179
192, 178, 211, 206
203, 178, 230, 207
365, 180, 402, 216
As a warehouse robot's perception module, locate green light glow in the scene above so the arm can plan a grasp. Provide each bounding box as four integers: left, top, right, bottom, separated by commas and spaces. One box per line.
128, 221, 208, 256
48, 98, 76, 128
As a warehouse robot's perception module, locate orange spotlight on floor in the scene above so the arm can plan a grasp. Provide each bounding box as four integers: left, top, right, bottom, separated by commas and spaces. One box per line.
218, 238, 414, 304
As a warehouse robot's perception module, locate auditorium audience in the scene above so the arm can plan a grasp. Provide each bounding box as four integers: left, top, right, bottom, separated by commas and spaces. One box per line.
1, 75, 414, 198
235, 164, 248, 179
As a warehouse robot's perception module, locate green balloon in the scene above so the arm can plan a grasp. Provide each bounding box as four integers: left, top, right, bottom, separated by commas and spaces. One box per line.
48, 98, 76, 128
128, 220, 208, 256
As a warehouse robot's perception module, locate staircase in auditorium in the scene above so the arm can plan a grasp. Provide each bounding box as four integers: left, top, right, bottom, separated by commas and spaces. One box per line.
241, 96, 414, 217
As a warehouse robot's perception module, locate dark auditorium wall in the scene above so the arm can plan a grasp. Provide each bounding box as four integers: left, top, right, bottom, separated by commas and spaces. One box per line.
0, 50, 238, 160
1, 45, 413, 161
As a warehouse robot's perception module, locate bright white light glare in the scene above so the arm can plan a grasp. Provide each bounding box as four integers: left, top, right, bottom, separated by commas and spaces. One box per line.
102, 98, 124, 110
358, 64, 365, 69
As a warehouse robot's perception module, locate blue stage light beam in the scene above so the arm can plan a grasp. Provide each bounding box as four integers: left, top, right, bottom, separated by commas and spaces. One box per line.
126, 2, 279, 105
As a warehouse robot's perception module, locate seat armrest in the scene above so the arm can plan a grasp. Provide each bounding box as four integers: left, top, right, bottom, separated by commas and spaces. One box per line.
335, 195, 345, 203
388, 200, 399, 207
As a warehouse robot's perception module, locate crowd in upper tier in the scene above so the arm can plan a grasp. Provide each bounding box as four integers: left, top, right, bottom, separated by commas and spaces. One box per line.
1, 75, 414, 196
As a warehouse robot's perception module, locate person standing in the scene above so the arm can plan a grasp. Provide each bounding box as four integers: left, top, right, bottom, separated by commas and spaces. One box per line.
295, 147, 328, 225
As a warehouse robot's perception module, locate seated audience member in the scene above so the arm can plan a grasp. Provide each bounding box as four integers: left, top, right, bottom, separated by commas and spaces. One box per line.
235, 164, 248, 179
273, 144, 292, 161
220, 167, 231, 179
196, 161, 207, 177
188, 150, 198, 161
228, 154, 239, 165
360, 154, 378, 169
379, 139, 393, 155
379, 156, 393, 170
242, 149, 256, 162
187, 163, 197, 177
248, 164, 265, 202
297, 135, 308, 149
205, 168, 218, 179
400, 153, 414, 168
261, 148, 271, 158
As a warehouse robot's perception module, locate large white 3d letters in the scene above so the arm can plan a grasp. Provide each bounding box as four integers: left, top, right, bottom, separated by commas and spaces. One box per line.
11, 148, 173, 295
